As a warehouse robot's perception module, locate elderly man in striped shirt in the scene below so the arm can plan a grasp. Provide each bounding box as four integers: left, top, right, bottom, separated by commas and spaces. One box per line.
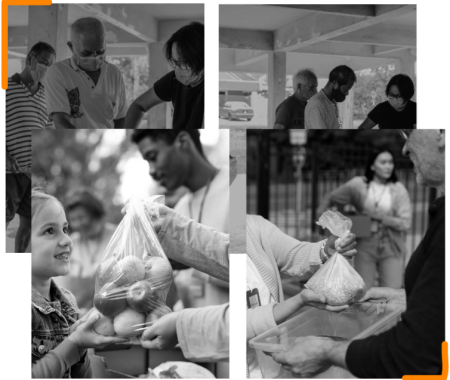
6, 42, 55, 253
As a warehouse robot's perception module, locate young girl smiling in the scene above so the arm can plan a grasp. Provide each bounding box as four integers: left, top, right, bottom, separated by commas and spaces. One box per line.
32, 188, 128, 378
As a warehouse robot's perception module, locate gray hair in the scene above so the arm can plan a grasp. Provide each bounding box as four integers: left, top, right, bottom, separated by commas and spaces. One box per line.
70, 17, 105, 44
293, 69, 317, 90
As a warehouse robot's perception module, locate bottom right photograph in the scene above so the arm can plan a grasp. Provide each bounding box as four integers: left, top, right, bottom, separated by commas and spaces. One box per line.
245, 129, 445, 378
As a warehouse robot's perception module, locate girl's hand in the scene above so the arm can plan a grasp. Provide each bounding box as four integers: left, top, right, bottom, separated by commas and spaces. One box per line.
68, 313, 130, 352
298, 289, 349, 312
325, 233, 357, 259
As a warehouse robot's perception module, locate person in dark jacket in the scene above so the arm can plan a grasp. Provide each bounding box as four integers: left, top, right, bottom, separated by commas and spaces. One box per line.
272, 129, 445, 378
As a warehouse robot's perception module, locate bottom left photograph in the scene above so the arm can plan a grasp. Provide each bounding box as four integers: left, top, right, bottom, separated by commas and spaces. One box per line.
31, 129, 230, 378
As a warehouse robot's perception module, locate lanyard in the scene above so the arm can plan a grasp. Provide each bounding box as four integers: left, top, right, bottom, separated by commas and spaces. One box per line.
189, 168, 218, 224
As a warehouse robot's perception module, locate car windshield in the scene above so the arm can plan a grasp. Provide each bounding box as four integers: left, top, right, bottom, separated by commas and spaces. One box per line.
227, 102, 250, 109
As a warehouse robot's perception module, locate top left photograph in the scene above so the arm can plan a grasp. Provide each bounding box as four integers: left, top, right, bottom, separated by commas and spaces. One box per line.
6, 3, 204, 130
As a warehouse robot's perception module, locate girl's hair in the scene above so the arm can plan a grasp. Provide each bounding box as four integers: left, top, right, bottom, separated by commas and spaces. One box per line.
32, 187, 63, 223
364, 148, 398, 184
385, 74, 415, 102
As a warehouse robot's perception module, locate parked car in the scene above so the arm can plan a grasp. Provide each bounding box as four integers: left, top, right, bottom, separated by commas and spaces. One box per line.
219, 101, 254, 121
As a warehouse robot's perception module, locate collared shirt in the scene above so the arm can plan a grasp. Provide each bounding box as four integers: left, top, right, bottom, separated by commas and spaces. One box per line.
45, 57, 128, 129
6, 74, 53, 173
305, 89, 341, 129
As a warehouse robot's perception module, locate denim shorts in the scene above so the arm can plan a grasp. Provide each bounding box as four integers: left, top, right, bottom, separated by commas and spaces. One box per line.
6, 173, 31, 222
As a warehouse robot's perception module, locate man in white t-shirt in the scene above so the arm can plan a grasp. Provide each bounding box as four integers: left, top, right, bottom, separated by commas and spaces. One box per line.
131, 129, 229, 307
45, 17, 127, 129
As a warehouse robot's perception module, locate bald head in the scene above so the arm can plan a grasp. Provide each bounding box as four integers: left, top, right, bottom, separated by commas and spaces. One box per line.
69, 18, 106, 58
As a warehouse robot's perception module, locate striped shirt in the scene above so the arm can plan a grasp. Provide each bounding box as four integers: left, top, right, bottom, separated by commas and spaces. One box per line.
6, 74, 52, 174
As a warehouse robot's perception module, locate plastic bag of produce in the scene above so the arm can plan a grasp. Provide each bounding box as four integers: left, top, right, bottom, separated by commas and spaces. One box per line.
305, 252, 366, 306
93, 195, 173, 338
306, 210, 365, 306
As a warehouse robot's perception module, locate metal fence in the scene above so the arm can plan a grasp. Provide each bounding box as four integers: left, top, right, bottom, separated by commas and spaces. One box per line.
247, 131, 437, 264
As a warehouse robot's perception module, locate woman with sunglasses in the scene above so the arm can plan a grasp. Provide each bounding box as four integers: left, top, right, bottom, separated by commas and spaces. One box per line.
125, 22, 204, 130
358, 74, 416, 129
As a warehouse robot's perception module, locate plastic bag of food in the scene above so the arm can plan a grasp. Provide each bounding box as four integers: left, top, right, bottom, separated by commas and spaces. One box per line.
316, 210, 352, 253
93, 195, 173, 338
306, 210, 365, 306
305, 252, 366, 306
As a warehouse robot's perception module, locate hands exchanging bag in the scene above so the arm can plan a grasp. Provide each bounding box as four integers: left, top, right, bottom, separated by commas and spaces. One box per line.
93, 195, 173, 339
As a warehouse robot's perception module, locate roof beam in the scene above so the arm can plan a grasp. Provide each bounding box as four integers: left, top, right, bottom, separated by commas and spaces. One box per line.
331, 24, 416, 47
274, 4, 416, 52
268, 4, 375, 17
373, 45, 409, 56
158, 20, 204, 42
219, 28, 273, 51
74, 4, 158, 43
235, 50, 267, 66
294, 41, 376, 58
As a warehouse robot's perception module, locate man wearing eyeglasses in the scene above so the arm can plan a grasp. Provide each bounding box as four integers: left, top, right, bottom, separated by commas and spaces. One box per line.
272, 130, 445, 378
6, 42, 55, 253
45, 17, 128, 129
305, 65, 356, 129
274, 69, 318, 129
125, 22, 204, 130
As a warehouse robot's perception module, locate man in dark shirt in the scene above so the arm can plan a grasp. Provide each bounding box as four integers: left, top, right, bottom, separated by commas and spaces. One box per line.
274, 69, 318, 129
125, 22, 204, 130
272, 129, 445, 378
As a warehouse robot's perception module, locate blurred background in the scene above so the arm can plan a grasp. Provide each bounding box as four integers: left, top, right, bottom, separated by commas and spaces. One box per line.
247, 130, 440, 295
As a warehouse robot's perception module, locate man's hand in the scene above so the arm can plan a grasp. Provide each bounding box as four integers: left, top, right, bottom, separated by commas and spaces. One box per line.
140, 312, 179, 350
121, 200, 171, 234
326, 233, 357, 259
357, 287, 406, 315
299, 289, 349, 312
6, 153, 21, 174
272, 336, 335, 378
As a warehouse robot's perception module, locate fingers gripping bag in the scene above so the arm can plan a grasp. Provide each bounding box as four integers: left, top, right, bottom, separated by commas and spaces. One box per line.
93, 195, 173, 338
305, 211, 366, 306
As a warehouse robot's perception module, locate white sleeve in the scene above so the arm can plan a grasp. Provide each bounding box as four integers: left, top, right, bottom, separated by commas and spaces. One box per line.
115, 71, 128, 119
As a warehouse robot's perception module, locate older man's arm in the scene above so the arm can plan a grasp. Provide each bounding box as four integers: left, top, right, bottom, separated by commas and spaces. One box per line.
113, 117, 125, 129
52, 113, 77, 129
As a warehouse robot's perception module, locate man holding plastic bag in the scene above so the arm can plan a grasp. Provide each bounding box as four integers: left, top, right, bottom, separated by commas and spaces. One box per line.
272, 130, 445, 377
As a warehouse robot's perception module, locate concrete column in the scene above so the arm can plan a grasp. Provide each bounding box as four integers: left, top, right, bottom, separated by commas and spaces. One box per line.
340, 88, 354, 129
148, 42, 169, 129
267, 52, 287, 128
395, 49, 416, 101
28, 5, 69, 61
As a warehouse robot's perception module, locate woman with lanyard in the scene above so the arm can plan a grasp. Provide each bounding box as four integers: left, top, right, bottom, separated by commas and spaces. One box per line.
319, 147, 412, 289
246, 215, 358, 378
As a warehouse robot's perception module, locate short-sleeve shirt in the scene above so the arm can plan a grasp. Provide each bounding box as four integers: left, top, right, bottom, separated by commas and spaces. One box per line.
368, 100, 416, 129
275, 95, 307, 129
154, 71, 204, 130
45, 57, 128, 129
305, 90, 341, 130
6, 74, 53, 173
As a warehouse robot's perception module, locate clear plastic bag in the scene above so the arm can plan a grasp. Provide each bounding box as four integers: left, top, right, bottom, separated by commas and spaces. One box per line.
306, 210, 366, 306
305, 252, 366, 306
93, 195, 173, 338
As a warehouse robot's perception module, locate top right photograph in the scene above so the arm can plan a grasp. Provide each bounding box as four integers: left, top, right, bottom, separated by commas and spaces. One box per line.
219, 4, 416, 130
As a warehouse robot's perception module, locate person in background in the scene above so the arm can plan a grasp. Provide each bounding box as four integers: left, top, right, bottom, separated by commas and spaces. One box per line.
32, 188, 128, 378
358, 74, 416, 130
274, 69, 318, 129
45, 17, 127, 129
319, 148, 411, 289
54, 189, 116, 316
305, 65, 356, 129
131, 129, 229, 376
125, 22, 204, 130
6, 42, 55, 253
272, 130, 445, 378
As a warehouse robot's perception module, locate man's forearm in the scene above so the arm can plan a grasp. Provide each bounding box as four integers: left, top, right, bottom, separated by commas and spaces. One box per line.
54, 117, 76, 129
113, 117, 125, 129
324, 340, 350, 370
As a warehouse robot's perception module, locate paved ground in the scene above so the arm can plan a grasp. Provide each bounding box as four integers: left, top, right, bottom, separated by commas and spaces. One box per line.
220, 115, 268, 129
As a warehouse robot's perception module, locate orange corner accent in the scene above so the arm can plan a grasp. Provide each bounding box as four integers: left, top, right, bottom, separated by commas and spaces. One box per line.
2, 0, 52, 90
403, 342, 448, 380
